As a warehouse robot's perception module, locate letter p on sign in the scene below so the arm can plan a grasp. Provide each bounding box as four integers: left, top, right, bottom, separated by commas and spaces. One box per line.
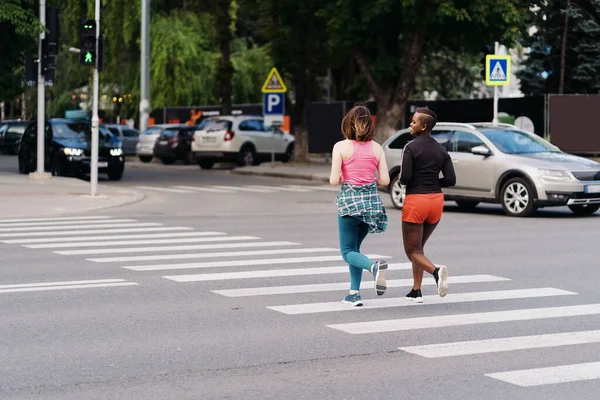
263, 93, 284, 115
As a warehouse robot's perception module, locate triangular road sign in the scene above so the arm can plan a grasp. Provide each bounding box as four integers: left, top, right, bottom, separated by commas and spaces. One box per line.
490, 61, 506, 80
261, 67, 287, 93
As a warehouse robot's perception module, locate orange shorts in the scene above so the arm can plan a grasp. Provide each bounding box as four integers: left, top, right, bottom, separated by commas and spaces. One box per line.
402, 193, 444, 224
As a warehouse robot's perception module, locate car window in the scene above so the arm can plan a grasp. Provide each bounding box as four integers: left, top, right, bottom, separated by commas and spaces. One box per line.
479, 129, 560, 154
454, 131, 487, 153
108, 128, 120, 136
388, 132, 412, 149
198, 119, 232, 131
142, 127, 162, 135
238, 120, 256, 131
53, 122, 91, 139
123, 129, 139, 138
431, 130, 454, 151
7, 124, 27, 135
161, 129, 179, 138
0, 124, 6, 135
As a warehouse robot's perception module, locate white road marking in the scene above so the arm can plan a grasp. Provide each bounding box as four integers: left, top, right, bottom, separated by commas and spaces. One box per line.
0, 216, 111, 223
327, 303, 600, 334
3, 230, 212, 244
267, 288, 576, 315
128, 255, 394, 272
25, 233, 232, 248
246, 185, 311, 192
215, 268, 480, 297
485, 361, 600, 387
54, 236, 262, 255
399, 330, 600, 358
209, 185, 275, 193
0, 278, 127, 289
0, 282, 138, 294
0, 222, 161, 232
162, 258, 396, 280
0, 218, 136, 228
0, 226, 191, 238
135, 186, 194, 193
90, 245, 333, 263
287, 185, 340, 192
171, 185, 234, 193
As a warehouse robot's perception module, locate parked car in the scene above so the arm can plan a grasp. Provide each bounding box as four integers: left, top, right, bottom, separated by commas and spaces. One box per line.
382, 122, 600, 217
0, 120, 29, 155
18, 118, 125, 180
191, 115, 294, 169
136, 124, 183, 163
102, 124, 140, 156
153, 125, 197, 164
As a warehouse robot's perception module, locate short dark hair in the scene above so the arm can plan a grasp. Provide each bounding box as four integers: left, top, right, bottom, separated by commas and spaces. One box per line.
415, 108, 437, 131
341, 105, 375, 142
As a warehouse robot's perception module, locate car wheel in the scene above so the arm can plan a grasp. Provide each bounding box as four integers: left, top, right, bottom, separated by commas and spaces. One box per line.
455, 200, 480, 210
18, 155, 29, 174
568, 204, 600, 216
198, 160, 214, 170
282, 144, 294, 163
139, 156, 153, 163
238, 146, 256, 167
389, 174, 406, 210
51, 158, 63, 177
501, 177, 537, 217
108, 168, 124, 181
160, 157, 175, 165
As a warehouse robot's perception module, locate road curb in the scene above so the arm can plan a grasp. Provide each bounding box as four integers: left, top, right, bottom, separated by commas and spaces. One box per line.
231, 168, 329, 183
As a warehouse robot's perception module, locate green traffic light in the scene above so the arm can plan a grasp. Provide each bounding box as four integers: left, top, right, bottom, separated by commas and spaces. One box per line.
85, 51, 93, 63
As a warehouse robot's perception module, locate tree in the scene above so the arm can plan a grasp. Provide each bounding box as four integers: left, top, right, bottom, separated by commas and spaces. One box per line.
327, 0, 534, 142
212, 0, 235, 114
518, 0, 600, 95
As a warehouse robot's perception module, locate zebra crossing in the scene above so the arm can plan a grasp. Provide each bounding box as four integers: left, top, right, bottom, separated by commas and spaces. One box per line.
1, 215, 599, 389
135, 184, 340, 195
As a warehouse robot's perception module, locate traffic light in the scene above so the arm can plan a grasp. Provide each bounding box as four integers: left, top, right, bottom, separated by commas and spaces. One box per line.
480, 44, 495, 79
42, 7, 59, 79
80, 19, 96, 67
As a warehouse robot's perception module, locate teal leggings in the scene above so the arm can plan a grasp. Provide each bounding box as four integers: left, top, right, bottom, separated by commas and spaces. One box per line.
338, 215, 374, 291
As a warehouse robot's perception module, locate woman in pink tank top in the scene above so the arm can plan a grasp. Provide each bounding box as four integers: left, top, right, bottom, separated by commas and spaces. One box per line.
329, 105, 390, 307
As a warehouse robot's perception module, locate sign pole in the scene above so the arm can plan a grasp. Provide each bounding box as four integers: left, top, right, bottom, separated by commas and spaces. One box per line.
90, 0, 100, 196
35, 0, 46, 176
492, 41, 499, 126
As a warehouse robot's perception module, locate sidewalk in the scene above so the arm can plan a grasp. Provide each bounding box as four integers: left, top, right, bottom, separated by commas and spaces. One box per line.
0, 173, 144, 219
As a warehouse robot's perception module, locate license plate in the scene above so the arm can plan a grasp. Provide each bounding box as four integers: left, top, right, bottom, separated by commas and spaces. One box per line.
98, 162, 108, 168
159, 140, 168, 145
202, 137, 216, 143
585, 185, 600, 194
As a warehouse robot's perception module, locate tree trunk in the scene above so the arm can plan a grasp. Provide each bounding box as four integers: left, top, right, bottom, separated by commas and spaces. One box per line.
215, 0, 233, 114
374, 104, 404, 143
559, 0, 570, 94
291, 73, 310, 163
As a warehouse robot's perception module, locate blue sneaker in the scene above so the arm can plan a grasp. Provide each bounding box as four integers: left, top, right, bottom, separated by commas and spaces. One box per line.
372, 260, 388, 296
341, 293, 363, 307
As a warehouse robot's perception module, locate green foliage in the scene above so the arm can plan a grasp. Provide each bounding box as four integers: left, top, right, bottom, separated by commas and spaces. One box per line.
230, 39, 271, 104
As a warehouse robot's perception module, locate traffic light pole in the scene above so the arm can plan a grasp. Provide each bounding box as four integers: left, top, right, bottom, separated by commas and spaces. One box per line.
32, 0, 49, 179
90, 0, 100, 196
140, 0, 150, 134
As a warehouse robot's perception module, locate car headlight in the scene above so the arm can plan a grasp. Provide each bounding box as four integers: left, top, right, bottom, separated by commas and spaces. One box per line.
110, 148, 123, 156
63, 148, 83, 156
538, 169, 571, 180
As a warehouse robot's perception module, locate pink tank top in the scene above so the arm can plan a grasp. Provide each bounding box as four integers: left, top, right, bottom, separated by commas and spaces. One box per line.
341, 140, 378, 185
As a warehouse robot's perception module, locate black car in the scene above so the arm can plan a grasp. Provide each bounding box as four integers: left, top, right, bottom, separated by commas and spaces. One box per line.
153, 125, 196, 164
18, 119, 125, 180
0, 120, 29, 155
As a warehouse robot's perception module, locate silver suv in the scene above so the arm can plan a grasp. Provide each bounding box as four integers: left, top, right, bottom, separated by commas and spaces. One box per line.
382, 122, 600, 217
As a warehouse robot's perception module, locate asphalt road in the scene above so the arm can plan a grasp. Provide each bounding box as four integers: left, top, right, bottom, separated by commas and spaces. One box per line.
1, 155, 599, 399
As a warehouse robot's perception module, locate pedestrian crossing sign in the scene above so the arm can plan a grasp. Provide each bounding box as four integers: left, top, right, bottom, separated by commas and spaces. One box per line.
485, 55, 511, 86
261, 67, 288, 93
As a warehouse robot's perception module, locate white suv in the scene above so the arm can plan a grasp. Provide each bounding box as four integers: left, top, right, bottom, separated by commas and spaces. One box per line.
191, 115, 294, 169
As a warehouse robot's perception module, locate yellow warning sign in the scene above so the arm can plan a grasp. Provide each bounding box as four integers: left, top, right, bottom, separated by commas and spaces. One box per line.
261, 67, 287, 93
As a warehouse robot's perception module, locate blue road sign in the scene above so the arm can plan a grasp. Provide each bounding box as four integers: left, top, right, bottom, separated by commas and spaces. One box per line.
485, 55, 511, 86
263, 93, 285, 115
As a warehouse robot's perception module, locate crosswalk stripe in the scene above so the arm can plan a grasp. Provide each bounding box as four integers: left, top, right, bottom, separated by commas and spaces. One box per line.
127, 254, 393, 272
485, 361, 600, 387
55, 236, 262, 255
0, 222, 161, 233
162, 258, 397, 280
213, 273, 495, 297
0, 216, 111, 223
399, 330, 600, 359
0, 278, 127, 289
267, 288, 576, 315
209, 185, 275, 193
327, 303, 600, 335
287, 185, 339, 192
0, 282, 138, 294
0, 218, 136, 228
0, 226, 192, 238
90, 245, 328, 263
135, 186, 194, 193
171, 185, 234, 193
247, 185, 311, 192
24, 233, 230, 248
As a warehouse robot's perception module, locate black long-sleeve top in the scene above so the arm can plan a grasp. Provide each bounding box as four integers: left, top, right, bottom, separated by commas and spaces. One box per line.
400, 135, 456, 194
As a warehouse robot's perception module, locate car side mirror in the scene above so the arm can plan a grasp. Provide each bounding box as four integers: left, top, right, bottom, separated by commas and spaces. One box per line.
471, 145, 492, 157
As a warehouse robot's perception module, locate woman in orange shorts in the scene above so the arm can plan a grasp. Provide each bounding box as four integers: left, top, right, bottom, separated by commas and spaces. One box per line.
400, 108, 456, 303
